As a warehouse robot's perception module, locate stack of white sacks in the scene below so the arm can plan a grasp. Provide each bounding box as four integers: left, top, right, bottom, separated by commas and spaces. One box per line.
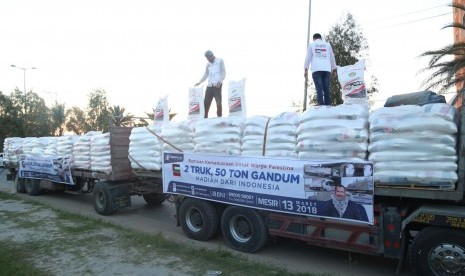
245, 112, 300, 158
22, 137, 37, 155
73, 131, 102, 170
57, 135, 76, 157
129, 125, 163, 170
30, 137, 51, 156
90, 133, 112, 174
44, 137, 58, 156
23, 137, 52, 156
241, 115, 269, 156
2, 100, 458, 188
30, 137, 48, 156
193, 117, 243, 155
266, 112, 299, 158
3, 137, 23, 164
160, 121, 195, 152
368, 103, 458, 188
297, 105, 369, 161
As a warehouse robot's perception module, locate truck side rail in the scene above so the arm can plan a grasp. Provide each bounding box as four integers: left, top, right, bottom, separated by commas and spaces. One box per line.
401, 204, 465, 230
374, 186, 464, 201
268, 212, 382, 255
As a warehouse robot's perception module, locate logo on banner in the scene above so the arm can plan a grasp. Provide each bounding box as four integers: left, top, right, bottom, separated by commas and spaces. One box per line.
172, 164, 181, 177
164, 153, 184, 163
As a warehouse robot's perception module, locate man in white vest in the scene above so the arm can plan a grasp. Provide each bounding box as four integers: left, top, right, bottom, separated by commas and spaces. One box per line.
195, 50, 226, 118
304, 33, 337, 106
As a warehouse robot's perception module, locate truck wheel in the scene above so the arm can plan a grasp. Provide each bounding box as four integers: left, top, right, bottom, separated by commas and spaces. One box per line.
409, 227, 465, 276
221, 206, 268, 253
24, 179, 41, 196
179, 198, 219, 241
93, 182, 115, 216
143, 193, 165, 206
16, 177, 26, 193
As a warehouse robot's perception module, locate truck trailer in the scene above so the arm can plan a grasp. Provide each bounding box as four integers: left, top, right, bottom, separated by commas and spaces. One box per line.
165, 98, 465, 276
7, 126, 165, 216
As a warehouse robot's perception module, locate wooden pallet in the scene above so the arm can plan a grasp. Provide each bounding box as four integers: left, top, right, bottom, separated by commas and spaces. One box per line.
375, 182, 455, 191
131, 169, 162, 178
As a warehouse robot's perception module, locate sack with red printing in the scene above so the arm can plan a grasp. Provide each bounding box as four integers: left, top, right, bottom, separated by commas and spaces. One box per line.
337, 59, 367, 104
188, 86, 204, 120
153, 96, 169, 126
228, 78, 247, 118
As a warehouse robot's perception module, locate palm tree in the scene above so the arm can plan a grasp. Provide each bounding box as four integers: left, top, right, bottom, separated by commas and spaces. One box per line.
420, 3, 465, 93
66, 106, 89, 135
50, 101, 67, 136
146, 110, 177, 122
109, 105, 133, 127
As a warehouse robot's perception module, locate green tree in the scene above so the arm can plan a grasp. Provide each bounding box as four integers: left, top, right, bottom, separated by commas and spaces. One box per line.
109, 105, 134, 127
9, 89, 26, 135
134, 118, 150, 127
50, 101, 67, 136
366, 76, 379, 106
139, 111, 155, 127
291, 100, 304, 113
0, 91, 22, 149
420, 3, 465, 93
308, 13, 378, 106
86, 89, 110, 132
24, 91, 53, 137
9, 89, 52, 137
146, 110, 177, 122
66, 106, 89, 135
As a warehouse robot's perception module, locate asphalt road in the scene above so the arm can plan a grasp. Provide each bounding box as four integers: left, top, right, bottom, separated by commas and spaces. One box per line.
0, 168, 412, 276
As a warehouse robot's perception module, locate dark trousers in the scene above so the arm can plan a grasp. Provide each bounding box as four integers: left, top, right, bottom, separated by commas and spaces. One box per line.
312, 71, 331, 105
204, 84, 222, 118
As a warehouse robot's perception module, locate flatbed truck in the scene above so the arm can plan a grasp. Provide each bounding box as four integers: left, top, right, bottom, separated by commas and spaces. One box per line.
168, 97, 465, 276
7, 126, 165, 216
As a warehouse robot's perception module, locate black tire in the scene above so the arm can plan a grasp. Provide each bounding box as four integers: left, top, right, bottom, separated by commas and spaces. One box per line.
221, 206, 268, 253
409, 227, 465, 276
16, 177, 26, 193
179, 198, 219, 241
24, 178, 41, 196
93, 182, 115, 216
143, 193, 165, 206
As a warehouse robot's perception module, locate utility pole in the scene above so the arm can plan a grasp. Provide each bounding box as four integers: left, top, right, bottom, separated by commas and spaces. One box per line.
11, 64, 37, 136
10, 64, 37, 113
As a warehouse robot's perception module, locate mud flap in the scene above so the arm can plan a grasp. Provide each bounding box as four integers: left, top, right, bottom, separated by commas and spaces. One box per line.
383, 207, 402, 258
110, 184, 132, 211
396, 230, 409, 275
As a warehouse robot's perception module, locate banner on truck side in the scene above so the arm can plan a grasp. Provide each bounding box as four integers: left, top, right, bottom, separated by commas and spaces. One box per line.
19, 155, 74, 185
162, 152, 374, 224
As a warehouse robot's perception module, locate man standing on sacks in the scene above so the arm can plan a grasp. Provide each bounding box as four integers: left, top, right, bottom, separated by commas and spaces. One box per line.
304, 33, 337, 106
195, 50, 226, 118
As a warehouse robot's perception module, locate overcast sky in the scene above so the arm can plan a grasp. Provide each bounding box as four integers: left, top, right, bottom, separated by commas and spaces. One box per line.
0, 0, 453, 120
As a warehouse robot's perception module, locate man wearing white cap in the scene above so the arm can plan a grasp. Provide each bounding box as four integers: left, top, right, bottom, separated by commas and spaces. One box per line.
195, 50, 226, 118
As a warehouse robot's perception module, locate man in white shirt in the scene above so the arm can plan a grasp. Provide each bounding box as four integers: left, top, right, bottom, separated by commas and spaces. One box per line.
195, 50, 226, 118
304, 33, 337, 106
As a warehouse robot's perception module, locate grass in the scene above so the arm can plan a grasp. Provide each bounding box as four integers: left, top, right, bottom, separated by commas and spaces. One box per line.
0, 192, 320, 276
0, 240, 50, 276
